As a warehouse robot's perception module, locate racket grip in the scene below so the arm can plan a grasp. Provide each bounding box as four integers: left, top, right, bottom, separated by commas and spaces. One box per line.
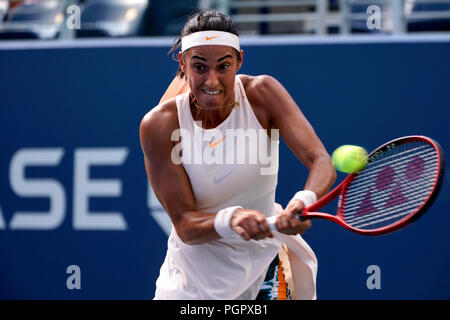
266, 215, 277, 231
267, 212, 305, 231
297, 212, 305, 221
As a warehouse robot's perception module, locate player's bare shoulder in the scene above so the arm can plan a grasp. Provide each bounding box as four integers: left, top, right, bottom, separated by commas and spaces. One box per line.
238, 74, 280, 129
139, 98, 180, 155
239, 74, 283, 112
239, 74, 279, 102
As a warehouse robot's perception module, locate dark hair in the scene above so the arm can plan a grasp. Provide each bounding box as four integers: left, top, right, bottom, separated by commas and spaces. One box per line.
168, 9, 240, 78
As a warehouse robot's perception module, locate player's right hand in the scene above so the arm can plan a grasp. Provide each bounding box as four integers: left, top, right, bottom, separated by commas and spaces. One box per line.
275, 200, 312, 235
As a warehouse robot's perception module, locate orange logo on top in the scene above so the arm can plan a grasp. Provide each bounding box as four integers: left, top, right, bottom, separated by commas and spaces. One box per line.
209, 136, 226, 148
206, 36, 218, 40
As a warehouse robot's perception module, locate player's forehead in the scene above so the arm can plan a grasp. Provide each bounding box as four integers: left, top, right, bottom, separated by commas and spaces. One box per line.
185, 45, 236, 61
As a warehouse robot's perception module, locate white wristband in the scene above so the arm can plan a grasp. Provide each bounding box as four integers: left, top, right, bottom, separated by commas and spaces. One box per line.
214, 206, 242, 238
292, 190, 317, 208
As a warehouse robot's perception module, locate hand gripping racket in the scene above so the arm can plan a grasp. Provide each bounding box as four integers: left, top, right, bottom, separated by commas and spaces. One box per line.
267, 136, 445, 235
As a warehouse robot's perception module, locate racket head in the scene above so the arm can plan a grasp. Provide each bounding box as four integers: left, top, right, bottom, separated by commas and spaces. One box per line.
334, 136, 445, 235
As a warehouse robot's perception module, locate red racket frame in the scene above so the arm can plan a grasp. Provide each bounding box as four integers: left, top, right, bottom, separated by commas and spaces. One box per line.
300, 136, 445, 235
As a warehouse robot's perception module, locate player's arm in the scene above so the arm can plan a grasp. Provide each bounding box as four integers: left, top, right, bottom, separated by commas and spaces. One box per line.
251, 75, 337, 233
159, 76, 189, 104
139, 102, 271, 244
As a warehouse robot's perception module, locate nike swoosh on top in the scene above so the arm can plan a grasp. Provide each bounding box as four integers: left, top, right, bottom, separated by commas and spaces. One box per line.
213, 168, 236, 184
209, 136, 226, 148
206, 36, 218, 40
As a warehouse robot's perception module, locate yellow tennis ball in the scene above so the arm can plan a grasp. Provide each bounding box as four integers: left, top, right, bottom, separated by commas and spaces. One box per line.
331, 145, 368, 173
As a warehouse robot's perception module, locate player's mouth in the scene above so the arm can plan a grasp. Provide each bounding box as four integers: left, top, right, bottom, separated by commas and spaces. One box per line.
201, 88, 222, 95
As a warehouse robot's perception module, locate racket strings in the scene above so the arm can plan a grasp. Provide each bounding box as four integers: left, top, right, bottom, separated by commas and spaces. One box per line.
345, 146, 436, 204
347, 181, 437, 228
351, 205, 417, 229
348, 152, 436, 191
344, 180, 435, 228
344, 174, 434, 226
345, 192, 429, 226
366, 144, 429, 168
345, 176, 431, 216
341, 141, 439, 230
344, 167, 436, 207
348, 146, 435, 187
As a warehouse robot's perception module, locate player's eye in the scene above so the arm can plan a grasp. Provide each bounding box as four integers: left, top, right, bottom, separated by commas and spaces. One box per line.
192, 64, 205, 71
219, 63, 230, 70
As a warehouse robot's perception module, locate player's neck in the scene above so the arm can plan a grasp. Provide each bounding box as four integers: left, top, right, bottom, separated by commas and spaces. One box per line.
189, 94, 236, 129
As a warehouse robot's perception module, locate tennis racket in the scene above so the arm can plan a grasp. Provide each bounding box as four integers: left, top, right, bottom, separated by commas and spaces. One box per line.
267, 135, 445, 235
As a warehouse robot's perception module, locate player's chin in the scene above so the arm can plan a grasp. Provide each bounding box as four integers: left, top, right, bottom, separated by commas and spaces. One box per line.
198, 91, 226, 107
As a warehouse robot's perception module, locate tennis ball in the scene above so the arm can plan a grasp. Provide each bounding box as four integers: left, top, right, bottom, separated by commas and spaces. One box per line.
331, 145, 368, 173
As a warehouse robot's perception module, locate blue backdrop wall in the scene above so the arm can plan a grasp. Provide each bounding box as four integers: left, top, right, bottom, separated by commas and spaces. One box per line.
1, 37, 449, 299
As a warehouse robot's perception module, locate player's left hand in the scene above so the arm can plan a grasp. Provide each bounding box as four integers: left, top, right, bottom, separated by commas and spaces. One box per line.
274, 199, 312, 235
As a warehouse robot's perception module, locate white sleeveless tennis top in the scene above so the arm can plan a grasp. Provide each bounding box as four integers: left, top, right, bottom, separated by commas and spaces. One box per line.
154, 77, 282, 299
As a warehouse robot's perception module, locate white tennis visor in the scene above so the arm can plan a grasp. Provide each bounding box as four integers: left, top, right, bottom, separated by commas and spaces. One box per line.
181, 31, 240, 53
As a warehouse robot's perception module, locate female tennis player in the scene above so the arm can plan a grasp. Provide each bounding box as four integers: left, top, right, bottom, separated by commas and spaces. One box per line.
139, 9, 336, 300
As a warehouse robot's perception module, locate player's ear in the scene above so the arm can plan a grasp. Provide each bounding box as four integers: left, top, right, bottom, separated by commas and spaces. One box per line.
237, 49, 244, 71
178, 51, 185, 72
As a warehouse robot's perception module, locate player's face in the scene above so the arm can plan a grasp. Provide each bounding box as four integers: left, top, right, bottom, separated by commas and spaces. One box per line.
181, 45, 243, 109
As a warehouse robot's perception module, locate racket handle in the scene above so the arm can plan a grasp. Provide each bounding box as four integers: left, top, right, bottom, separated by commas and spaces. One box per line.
267, 212, 306, 231
266, 215, 277, 231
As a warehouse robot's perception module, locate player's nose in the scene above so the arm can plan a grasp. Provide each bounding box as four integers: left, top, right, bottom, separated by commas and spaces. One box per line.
205, 69, 220, 88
